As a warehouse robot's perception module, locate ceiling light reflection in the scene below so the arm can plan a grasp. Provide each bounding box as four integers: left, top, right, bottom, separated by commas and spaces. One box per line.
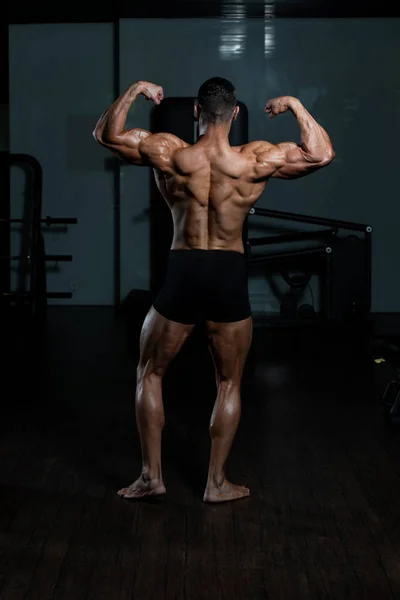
264, 2, 276, 57
219, 2, 247, 61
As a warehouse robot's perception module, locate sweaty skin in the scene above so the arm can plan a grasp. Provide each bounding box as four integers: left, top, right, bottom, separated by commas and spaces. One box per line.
94, 81, 334, 503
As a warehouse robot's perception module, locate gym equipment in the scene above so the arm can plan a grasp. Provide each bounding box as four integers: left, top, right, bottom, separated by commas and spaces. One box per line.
0, 217, 77, 225
382, 379, 400, 426
1, 254, 72, 261
247, 206, 372, 323
372, 338, 400, 427
1, 154, 78, 320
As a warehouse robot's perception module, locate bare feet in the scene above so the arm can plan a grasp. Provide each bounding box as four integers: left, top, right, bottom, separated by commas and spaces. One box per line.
203, 479, 250, 503
118, 475, 166, 499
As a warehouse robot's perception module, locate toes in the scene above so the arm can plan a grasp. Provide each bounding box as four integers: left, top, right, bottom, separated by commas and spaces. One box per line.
118, 487, 139, 498
233, 485, 250, 498
118, 488, 142, 499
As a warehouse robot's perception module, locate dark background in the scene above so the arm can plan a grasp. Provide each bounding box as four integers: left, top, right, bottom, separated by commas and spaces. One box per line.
2, 5, 400, 600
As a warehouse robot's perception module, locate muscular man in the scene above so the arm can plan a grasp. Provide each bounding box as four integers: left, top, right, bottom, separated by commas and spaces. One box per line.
94, 77, 334, 503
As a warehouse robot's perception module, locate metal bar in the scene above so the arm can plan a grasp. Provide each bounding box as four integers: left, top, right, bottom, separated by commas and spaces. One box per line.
46, 292, 73, 299
45, 255, 73, 262
1, 254, 72, 261
42, 217, 77, 225
248, 228, 335, 247
0, 153, 10, 297
366, 230, 372, 313
324, 249, 333, 319
1, 256, 31, 260
0, 24, 9, 300
10, 154, 43, 316
113, 16, 121, 308
0, 217, 77, 224
1, 292, 32, 297
2, 291, 73, 300
247, 246, 331, 265
250, 207, 368, 232
35, 232, 47, 317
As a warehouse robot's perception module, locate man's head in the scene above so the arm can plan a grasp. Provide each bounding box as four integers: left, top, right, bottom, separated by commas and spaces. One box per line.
195, 77, 239, 125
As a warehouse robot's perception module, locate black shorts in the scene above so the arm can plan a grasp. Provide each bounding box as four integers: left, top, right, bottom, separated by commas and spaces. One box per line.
153, 249, 251, 324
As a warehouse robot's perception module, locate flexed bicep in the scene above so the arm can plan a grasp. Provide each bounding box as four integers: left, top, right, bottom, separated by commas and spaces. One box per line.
93, 80, 165, 166
269, 142, 331, 179
99, 128, 153, 165
257, 95, 335, 180
252, 138, 333, 181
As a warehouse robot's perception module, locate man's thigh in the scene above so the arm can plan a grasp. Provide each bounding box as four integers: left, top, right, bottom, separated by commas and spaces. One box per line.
138, 307, 194, 376
206, 317, 253, 382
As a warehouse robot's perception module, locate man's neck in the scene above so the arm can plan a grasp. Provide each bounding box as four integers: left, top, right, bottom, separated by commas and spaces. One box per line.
198, 120, 231, 145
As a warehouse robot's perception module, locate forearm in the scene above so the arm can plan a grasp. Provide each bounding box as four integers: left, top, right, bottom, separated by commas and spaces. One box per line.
94, 82, 143, 143
288, 97, 334, 162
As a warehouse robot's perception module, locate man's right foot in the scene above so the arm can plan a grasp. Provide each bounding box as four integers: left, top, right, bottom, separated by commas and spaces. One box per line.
118, 475, 166, 499
203, 479, 250, 503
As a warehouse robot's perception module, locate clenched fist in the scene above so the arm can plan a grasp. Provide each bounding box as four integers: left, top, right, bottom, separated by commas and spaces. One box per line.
265, 96, 295, 118
139, 81, 164, 105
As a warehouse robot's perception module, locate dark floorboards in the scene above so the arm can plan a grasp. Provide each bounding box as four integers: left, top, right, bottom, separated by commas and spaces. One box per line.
1, 307, 400, 599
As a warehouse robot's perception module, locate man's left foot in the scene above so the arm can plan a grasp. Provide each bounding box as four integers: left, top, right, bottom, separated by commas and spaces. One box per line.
203, 479, 250, 503
118, 475, 166, 499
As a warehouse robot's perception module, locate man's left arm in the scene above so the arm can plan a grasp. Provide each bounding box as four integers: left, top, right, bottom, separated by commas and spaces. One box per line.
93, 80, 164, 165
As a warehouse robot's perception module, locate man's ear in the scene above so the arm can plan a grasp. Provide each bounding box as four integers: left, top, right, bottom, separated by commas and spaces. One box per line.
233, 105, 240, 121
194, 103, 200, 121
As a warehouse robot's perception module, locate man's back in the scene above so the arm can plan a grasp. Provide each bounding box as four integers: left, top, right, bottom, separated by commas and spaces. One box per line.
94, 81, 334, 256
152, 137, 268, 253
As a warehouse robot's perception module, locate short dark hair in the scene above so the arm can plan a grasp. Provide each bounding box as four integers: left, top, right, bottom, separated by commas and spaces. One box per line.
197, 77, 236, 123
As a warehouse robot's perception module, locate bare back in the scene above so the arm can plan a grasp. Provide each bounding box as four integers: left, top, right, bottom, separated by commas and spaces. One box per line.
147, 137, 270, 253
94, 87, 334, 254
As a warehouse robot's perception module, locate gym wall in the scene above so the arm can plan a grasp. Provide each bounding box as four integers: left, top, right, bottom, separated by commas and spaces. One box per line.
9, 18, 400, 311
9, 23, 115, 305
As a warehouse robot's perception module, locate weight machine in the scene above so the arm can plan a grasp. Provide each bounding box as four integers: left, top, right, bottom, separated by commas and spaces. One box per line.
1, 154, 77, 321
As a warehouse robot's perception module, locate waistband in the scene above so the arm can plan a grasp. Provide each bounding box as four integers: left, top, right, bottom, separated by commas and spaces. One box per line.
169, 249, 245, 258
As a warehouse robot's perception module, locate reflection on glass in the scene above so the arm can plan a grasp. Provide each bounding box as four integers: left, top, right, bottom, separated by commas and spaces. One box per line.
219, 1, 247, 60
264, 2, 276, 57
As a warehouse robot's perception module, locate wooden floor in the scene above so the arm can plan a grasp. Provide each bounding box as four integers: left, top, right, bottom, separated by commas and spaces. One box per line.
1, 307, 400, 600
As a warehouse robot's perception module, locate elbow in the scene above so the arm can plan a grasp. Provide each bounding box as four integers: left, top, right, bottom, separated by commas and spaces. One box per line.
326, 146, 336, 163
93, 127, 103, 145
93, 128, 119, 147
93, 128, 113, 146
317, 146, 335, 167
92, 122, 110, 145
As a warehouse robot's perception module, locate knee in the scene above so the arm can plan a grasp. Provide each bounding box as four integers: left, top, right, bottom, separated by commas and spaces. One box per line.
217, 375, 241, 391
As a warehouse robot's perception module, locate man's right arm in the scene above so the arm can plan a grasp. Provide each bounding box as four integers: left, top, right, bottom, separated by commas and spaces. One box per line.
93, 81, 163, 165
254, 96, 335, 180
